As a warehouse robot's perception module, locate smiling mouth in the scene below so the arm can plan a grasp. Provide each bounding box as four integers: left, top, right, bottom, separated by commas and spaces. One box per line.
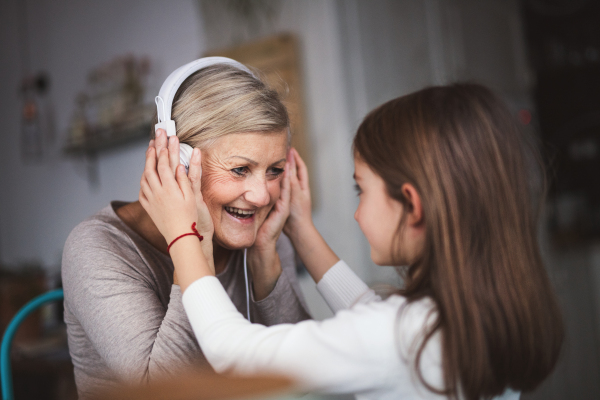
224, 206, 256, 220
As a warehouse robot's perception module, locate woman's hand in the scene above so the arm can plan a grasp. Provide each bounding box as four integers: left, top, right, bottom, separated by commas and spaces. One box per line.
284, 148, 314, 238
246, 149, 293, 300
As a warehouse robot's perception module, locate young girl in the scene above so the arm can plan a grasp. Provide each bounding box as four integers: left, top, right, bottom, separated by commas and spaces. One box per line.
139, 83, 564, 399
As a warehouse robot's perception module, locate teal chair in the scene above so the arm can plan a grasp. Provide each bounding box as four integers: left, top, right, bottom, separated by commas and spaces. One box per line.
1, 289, 64, 400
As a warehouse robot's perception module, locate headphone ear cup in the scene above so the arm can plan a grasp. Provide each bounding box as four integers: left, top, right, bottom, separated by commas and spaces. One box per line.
179, 143, 194, 175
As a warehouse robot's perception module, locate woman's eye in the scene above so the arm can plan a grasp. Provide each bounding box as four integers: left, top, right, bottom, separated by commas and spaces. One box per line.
268, 167, 284, 177
231, 167, 248, 176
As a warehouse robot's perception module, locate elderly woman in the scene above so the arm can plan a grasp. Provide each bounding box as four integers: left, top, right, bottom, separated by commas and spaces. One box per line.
61, 62, 311, 398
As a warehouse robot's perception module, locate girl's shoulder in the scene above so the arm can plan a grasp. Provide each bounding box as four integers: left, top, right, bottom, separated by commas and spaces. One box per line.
334, 294, 439, 358
323, 294, 443, 391
351, 294, 437, 327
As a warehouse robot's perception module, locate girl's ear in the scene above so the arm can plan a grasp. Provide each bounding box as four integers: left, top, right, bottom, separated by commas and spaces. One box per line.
401, 183, 424, 226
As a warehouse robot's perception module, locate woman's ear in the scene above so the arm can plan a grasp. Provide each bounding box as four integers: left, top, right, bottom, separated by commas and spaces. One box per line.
401, 183, 424, 227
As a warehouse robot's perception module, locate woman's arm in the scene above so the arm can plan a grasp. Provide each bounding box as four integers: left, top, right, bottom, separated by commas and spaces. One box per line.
62, 221, 203, 383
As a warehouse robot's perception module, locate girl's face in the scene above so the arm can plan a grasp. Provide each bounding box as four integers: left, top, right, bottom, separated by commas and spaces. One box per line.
353, 157, 405, 265
201, 131, 288, 250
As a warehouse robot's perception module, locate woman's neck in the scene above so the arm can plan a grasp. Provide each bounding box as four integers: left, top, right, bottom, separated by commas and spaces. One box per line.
212, 243, 232, 276
115, 201, 230, 275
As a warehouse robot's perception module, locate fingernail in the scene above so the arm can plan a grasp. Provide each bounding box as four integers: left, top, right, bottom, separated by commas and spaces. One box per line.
169, 136, 176, 144
192, 148, 200, 162
156, 130, 162, 137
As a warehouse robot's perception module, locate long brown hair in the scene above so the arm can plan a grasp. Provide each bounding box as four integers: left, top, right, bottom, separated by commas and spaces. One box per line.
353, 83, 563, 399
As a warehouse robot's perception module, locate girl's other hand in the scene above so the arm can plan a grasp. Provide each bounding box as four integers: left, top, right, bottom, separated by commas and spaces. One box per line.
283, 148, 313, 239
246, 149, 291, 299
252, 149, 292, 252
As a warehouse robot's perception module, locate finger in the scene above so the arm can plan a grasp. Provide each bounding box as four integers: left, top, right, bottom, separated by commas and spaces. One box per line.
168, 135, 180, 174
157, 148, 178, 190
139, 188, 149, 210
176, 164, 194, 200
155, 129, 168, 156
288, 148, 299, 187
188, 148, 202, 197
293, 148, 310, 191
280, 160, 291, 204
149, 139, 155, 148
140, 173, 153, 199
144, 146, 162, 188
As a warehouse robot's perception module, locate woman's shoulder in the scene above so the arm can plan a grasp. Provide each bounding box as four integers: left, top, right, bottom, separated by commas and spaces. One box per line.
62, 202, 155, 278
65, 203, 130, 250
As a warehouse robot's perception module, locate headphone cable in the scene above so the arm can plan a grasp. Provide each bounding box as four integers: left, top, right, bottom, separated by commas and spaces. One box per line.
243, 248, 250, 321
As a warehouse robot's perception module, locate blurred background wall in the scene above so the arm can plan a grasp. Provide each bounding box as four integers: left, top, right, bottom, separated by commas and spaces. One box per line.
0, 0, 599, 398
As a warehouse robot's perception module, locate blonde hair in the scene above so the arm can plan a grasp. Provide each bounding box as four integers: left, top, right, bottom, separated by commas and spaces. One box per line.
152, 64, 290, 148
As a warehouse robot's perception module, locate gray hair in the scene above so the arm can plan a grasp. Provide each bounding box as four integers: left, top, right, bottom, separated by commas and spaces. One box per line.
153, 64, 290, 148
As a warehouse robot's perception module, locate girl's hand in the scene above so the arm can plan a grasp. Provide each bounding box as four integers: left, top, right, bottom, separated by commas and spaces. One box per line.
283, 148, 339, 283
246, 150, 292, 300
139, 143, 198, 246
252, 150, 292, 252
283, 148, 314, 239
148, 131, 215, 274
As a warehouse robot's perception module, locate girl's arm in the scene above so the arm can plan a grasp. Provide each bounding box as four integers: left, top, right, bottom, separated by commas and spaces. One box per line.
284, 150, 380, 312
283, 149, 340, 283
182, 276, 403, 394
139, 143, 397, 393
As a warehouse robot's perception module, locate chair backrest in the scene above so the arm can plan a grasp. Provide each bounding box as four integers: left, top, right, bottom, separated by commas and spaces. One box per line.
1, 289, 64, 400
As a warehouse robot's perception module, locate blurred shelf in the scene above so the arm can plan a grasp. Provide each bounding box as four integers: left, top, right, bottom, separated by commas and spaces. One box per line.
63, 122, 151, 156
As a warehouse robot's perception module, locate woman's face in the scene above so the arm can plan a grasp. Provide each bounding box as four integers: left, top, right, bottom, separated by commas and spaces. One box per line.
201, 131, 288, 250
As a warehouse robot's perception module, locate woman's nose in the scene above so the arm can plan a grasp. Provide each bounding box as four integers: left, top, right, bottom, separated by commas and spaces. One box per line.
243, 176, 271, 207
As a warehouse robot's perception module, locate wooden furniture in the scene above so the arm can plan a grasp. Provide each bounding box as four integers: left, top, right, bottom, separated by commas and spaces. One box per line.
95, 369, 293, 400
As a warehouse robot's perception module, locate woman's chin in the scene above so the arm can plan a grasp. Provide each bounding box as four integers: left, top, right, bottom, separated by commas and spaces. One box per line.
213, 232, 256, 250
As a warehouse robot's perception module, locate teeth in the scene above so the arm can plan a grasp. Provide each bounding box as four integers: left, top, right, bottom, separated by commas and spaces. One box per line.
225, 206, 255, 216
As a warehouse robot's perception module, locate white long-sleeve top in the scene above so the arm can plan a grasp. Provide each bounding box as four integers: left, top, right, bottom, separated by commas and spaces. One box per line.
182, 261, 520, 400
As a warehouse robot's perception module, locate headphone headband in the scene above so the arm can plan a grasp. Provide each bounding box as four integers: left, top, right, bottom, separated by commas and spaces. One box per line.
155, 56, 255, 137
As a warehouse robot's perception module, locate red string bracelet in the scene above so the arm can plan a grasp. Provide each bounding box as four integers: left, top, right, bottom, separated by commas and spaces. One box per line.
167, 222, 204, 252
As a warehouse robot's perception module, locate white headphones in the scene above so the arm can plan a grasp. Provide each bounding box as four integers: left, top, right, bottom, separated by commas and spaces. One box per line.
154, 56, 256, 173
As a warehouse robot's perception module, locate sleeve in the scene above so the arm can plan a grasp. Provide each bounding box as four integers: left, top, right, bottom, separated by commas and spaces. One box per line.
316, 260, 381, 313
250, 233, 312, 325
62, 221, 203, 384
182, 276, 403, 394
